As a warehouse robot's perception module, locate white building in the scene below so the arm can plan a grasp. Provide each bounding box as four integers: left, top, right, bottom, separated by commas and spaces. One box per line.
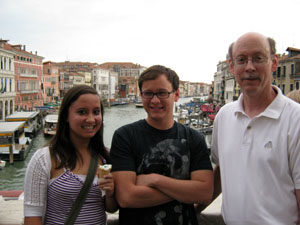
109, 72, 117, 100
224, 78, 235, 104
93, 68, 110, 100
0, 47, 16, 121
214, 61, 226, 104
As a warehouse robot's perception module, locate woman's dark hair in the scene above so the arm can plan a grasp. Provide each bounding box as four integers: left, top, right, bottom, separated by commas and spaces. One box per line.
49, 85, 108, 170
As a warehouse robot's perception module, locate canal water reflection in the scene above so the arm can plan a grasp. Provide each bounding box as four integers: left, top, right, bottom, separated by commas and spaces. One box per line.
0, 98, 193, 190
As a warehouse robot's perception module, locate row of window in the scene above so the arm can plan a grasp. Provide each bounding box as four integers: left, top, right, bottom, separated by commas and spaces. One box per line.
14, 54, 42, 65
44, 77, 58, 83
17, 67, 38, 75
0, 100, 13, 121
15, 55, 32, 63
0, 56, 13, 71
277, 82, 300, 95
46, 68, 59, 74
0, 77, 13, 92
16, 80, 39, 91
275, 62, 300, 77
21, 95, 40, 102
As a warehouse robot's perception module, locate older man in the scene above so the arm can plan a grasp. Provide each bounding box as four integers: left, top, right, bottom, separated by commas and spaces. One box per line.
211, 32, 300, 225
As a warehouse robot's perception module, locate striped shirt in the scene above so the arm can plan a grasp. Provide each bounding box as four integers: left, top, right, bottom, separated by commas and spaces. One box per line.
44, 170, 106, 225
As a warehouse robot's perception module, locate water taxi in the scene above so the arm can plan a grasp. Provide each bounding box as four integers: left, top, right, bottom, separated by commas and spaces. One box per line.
43, 114, 58, 136
0, 121, 32, 161
6, 111, 41, 138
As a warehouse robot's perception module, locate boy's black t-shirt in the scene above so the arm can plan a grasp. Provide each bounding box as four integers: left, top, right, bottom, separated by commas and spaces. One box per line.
110, 119, 212, 225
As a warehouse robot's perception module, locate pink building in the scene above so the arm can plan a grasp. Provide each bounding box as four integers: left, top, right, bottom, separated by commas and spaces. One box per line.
43, 61, 59, 104
3, 42, 43, 111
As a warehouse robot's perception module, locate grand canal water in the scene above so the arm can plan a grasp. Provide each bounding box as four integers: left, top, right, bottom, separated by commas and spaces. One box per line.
0, 97, 193, 190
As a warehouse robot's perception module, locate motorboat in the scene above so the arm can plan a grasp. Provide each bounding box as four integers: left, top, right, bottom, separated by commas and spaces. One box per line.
0, 121, 32, 161
43, 114, 58, 136
6, 111, 41, 138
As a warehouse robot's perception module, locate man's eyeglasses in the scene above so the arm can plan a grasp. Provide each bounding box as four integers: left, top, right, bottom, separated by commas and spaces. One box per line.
141, 91, 174, 99
234, 55, 271, 67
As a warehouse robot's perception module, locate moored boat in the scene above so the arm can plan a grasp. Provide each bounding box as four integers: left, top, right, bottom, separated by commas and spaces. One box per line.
135, 103, 143, 108
0, 121, 32, 161
6, 111, 41, 138
43, 114, 58, 136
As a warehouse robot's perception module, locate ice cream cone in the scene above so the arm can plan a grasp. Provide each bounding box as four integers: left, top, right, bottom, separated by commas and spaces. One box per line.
98, 164, 112, 178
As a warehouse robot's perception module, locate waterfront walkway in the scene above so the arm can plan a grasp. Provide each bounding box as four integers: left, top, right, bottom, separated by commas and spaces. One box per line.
0, 190, 224, 225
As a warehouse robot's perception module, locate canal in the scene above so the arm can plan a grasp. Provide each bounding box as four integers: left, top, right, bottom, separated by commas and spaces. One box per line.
0, 98, 195, 190
0, 104, 146, 190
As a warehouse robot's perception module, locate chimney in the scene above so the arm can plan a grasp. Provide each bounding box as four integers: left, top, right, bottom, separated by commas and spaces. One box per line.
0, 39, 9, 48
35, 51, 37, 55
23, 45, 26, 51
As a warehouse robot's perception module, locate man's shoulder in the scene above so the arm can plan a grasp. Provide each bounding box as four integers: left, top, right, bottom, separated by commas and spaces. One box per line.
221, 101, 238, 110
216, 101, 238, 116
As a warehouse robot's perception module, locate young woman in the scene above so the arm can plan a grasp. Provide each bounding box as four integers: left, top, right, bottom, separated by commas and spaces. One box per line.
24, 85, 118, 225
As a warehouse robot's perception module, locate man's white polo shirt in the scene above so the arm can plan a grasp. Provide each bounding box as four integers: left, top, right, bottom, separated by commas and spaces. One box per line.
211, 86, 300, 225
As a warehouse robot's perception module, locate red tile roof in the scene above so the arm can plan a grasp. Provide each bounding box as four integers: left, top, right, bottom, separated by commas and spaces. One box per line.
286, 47, 300, 52
99, 62, 143, 69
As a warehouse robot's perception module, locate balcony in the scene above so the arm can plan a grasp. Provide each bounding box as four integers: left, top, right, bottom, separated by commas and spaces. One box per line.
0, 70, 14, 76
0, 91, 16, 97
20, 90, 39, 94
20, 73, 38, 78
290, 73, 300, 79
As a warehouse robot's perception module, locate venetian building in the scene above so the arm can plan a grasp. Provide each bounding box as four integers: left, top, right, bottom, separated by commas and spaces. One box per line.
99, 62, 145, 100
0, 40, 16, 121
273, 47, 300, 95
214, 61, 226, 105
2, 41, 43, 111
43, 61, 60, 104
92, 67, 110, 101
179, 81, 185, 97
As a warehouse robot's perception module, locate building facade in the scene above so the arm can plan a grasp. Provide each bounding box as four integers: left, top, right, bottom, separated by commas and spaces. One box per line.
213, 61, 226, 105
0, 43, 16, 121
99, 62, 145, 100
273, 47, 300, 95
43, 61, 60, 104
92, 68, 110, 101
2, 41, 43, 111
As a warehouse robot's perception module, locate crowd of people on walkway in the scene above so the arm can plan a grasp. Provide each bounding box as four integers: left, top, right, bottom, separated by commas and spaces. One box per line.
23, 32, 300, 225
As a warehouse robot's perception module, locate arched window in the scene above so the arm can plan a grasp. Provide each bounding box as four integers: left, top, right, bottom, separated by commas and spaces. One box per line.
10, 100, 13, 115
5, 101, 8, 119
0, 101, 3, 121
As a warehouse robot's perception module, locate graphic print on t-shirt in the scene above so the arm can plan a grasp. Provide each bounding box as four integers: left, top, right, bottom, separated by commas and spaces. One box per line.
137, 138, 190, 178
136, 138, 191, 225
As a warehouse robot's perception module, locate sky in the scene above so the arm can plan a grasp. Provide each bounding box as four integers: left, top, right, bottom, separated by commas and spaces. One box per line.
1, 0, 300, 84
